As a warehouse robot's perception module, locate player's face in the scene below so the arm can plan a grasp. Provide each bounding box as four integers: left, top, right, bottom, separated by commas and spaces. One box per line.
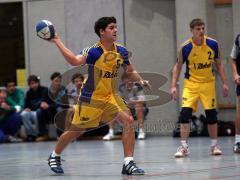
6, 82, 15, 94
191, 25, 205, 40
102, 23, 117, 41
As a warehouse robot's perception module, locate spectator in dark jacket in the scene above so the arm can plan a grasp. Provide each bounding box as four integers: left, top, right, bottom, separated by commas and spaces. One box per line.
21, 75, 50, 141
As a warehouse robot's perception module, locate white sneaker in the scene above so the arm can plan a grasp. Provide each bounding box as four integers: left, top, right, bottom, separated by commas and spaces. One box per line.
211, 145, 222, 156
174, 145, 189, 158
233, 142, 240, 153
102, 133, 114, 140
137, 131, 146, 140
6, 135, 23, 143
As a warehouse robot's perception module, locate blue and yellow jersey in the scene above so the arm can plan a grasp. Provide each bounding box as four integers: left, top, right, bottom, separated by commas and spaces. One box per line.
79, 42, 130, 103
178, 36, 220, 82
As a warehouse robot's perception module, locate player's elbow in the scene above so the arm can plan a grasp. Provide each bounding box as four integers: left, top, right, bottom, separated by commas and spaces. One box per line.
126, 64, 134, 73
172, 65, 178, 74
69, 61, 80, 66
230, 58, 236, 64
216, 61, 223, 69
68, 58, 83, 66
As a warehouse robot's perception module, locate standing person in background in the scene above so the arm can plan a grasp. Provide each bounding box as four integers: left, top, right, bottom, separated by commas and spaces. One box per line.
230, 33, 240, 153
103, 73, 148, 140
119, 75, 148, 139
171, 18, 228, 158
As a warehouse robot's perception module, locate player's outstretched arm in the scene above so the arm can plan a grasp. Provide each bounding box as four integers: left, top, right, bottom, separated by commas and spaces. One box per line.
216, 58, 229, 97
125, 64, 151, 90
50, 35, 86, 66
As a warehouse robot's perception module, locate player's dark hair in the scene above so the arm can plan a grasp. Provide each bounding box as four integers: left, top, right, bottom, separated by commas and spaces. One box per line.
50, 72, 62, 81
94, 16, 117, 37
189, 18, 205, 29
27, 75, 40, 85
71, 73, 84, 83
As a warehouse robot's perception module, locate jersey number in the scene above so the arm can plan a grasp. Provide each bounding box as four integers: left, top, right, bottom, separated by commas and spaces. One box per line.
208, 51, 212, 60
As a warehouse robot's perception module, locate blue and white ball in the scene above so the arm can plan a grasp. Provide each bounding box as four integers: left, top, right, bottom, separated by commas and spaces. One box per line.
36, 20, 55, 40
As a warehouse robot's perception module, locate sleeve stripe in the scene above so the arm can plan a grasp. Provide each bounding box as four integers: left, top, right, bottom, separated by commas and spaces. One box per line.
82, 47, 90, 57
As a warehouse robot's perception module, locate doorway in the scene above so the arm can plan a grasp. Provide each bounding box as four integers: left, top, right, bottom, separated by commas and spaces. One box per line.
0, 2, 25, 86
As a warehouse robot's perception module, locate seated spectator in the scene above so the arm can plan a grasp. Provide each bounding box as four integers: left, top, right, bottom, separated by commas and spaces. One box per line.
47, 72, 69, 137
103, 74, 149, 140
0, 88, 22, 143
69, 73, 84, 105
21, 75, 50, 142
5, 78, 25, 113
64, 73, 85, 131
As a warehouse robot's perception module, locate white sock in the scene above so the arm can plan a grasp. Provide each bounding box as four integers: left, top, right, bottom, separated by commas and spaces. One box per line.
124, 157, 134, 165
235, 134, 240, 144
52, 150, 60, 157
181, 140, 188, 148
109, 129, 114, 135
211, 139, 217, 147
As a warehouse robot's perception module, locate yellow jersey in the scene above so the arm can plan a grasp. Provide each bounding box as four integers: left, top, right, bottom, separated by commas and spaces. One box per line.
178, 36, 220, 83
79, 42, 130, 103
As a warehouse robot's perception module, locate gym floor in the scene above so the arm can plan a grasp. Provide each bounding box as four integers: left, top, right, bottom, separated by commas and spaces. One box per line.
0, 136, 239, 180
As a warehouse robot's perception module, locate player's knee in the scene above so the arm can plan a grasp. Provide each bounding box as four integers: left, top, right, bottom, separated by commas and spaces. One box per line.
122, 115, 134, 133
123, 115, 134, 126
179, 107, 192, 124
128, 115, 134, 125
205, 109, 217, 124
66, 131, 83, 139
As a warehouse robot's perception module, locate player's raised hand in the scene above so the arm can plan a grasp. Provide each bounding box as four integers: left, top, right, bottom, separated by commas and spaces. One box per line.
49, 34, 61, 43
170, 86, 178, 100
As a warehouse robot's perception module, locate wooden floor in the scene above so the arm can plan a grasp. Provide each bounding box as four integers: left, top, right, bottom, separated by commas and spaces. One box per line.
0, 136, 240, 180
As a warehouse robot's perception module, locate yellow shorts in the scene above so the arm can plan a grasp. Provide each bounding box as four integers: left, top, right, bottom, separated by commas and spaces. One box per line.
72, 94, 128, 129
182, 80, 216, 112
